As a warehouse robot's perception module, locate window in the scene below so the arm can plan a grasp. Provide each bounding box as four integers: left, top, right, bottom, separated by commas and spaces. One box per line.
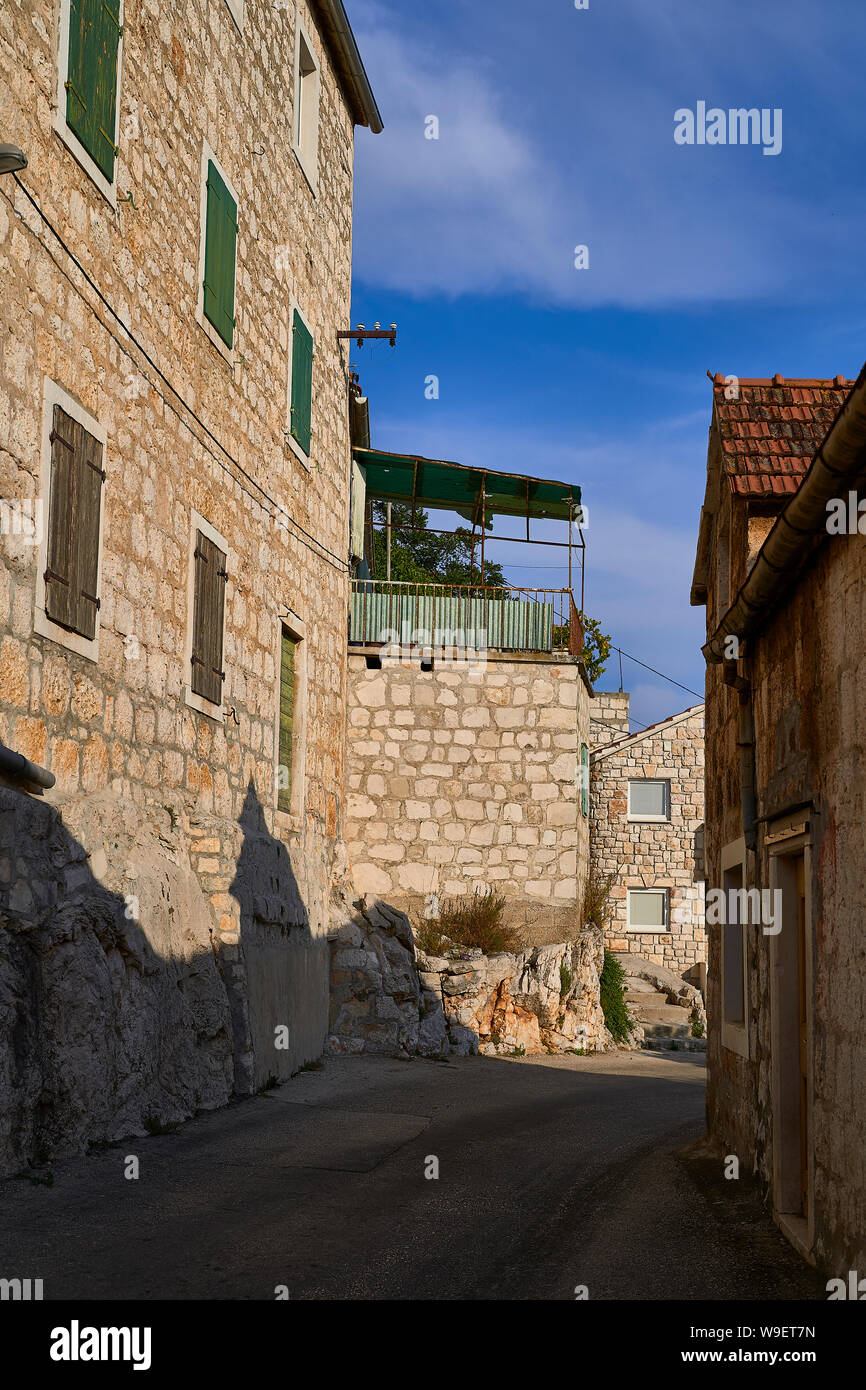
202, 158, 238, 349
277, 628, 299, 813
289, 308, 314, 456
628, 779, 670, 820
580, 743, 589, 817
627, 889, 668, 931
34, 381, 107, 661
293, 16, 321, 188
185, 515, 228, 718
58, 0, 123, 195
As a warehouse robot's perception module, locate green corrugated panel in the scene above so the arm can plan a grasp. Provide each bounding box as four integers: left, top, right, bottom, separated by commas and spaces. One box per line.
349, 590, 554, 653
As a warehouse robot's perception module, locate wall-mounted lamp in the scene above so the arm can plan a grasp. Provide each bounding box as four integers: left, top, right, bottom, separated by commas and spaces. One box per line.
0, 144, 27, 176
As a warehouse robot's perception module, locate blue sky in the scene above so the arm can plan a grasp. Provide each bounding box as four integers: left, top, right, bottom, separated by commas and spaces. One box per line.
347, 0, 866, 729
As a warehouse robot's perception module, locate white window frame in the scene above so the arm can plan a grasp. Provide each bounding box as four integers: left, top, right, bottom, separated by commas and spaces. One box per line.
224, 0, 245, 34
184, 510, 229, 723
626, 888, 669, 933
273, 608, 307, 833
53, 0, 125, 208
627, 778, 670, 822
33, 378, 107, 664
196, 141, 240, 364
720, 836, 749, 1059
292, 8, 321, 193
285, 297, 314, 470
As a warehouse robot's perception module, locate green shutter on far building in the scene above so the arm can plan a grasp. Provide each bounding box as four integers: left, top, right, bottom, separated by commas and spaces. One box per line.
203, 160, 238, 348
278, 630, 297, 812
581, 744, 589, 817
290, 311, 314, 455
66, 0, 122, 182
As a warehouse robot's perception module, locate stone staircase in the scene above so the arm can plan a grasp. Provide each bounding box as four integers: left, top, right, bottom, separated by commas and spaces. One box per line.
616, 953, 707, 1053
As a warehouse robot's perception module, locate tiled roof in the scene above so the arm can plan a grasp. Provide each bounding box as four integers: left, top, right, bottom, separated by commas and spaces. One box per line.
711, 374, 854, 499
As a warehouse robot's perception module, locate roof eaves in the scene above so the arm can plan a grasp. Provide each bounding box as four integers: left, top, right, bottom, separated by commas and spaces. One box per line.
311, 0, 383, 133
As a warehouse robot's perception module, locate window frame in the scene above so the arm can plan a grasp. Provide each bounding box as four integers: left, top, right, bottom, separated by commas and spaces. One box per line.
273, 609, 307, 831
223, 0, 245, 34
292, 8, 321, 194
33, 378, 107, 664
184, 510, 229, 723
285, 298, 314, 468
720, 836, 750, 1059
626, 887, 669, 933
627, 778, 670, 822
54, 0, 125, 207
196, 141, 240, 363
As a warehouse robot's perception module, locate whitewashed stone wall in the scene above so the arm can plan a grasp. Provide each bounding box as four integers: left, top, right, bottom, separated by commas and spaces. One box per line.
345, 653, 591, 939
590, 705, 706, 977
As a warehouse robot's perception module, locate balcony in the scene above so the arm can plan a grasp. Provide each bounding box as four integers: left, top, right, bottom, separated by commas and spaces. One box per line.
349, 580, 584, 658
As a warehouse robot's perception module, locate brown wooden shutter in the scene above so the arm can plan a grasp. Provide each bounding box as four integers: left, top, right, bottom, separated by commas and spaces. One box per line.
191, 530, 227, 704
45, 404, 104, 639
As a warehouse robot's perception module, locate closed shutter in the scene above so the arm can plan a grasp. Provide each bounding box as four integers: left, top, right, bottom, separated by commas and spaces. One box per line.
277, 630, 297, 812
581, 743, 589, 818
45, 404, 105, 640
290, 310, 313, 455
66, 0, 122, 182
203, 161, 238, 348
191, 530, 227, 704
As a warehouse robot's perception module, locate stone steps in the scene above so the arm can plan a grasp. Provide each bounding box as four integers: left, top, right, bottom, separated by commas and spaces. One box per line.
619, 962, 706, 1053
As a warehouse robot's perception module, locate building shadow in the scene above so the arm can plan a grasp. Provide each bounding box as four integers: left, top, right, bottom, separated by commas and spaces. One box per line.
229, 781, 326, 1090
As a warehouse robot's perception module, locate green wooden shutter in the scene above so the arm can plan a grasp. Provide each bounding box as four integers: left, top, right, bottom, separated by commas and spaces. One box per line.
203, 161, 238, 348
45, 404, 104, 639
581, 743, 589, 818
290, 310, 313, 455
66, 0, 122, 182
277, 629, 297, 812
191, 530, 227, 704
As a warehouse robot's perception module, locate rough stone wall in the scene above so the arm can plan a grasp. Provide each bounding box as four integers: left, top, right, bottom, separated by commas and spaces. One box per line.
703, 512, 866, 1276
590, 690, 631, 744
344, 653, 591, 941
0, 0, 360, 1161
326, 892, 615, 1058
590, 707, 706, 977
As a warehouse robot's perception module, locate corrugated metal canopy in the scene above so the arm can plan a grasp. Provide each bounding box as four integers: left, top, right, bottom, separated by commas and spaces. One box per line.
353, 448, 581, 523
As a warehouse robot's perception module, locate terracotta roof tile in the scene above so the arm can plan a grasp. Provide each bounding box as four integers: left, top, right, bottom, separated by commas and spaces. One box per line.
712, 375, 854, 499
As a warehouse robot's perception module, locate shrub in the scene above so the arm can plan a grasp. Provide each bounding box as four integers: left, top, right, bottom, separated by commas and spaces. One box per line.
559, 963, 573, 996
419, 888, 521, 956
600, 950, 632, 1043
413, 919, 453, 957
583, 864, 620, 929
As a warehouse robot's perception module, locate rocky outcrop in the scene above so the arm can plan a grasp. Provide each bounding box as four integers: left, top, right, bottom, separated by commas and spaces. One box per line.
0, 787, 234, 1175
326, 892, 617, 1057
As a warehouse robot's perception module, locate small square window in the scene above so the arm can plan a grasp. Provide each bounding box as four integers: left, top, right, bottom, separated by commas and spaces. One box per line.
628, 779, 669, 820
627, 889, 668, 931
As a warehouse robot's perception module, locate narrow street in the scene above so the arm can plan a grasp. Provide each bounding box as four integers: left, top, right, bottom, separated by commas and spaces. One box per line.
0, 1053, 824, 1302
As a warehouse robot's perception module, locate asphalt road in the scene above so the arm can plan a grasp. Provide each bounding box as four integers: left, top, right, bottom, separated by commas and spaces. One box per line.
0, 1050, 826, 1301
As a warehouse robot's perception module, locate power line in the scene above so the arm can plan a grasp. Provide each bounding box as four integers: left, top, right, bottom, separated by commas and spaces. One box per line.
5, 175, 349, 574
611, 646, 703, 701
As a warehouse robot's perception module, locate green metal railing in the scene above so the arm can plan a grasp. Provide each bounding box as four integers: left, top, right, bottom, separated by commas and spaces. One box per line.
349, 580, 584, 657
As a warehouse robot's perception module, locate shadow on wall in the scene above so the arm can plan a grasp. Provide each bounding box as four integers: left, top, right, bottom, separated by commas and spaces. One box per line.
229, 781, 328, 1090
0, 778, 324, 1175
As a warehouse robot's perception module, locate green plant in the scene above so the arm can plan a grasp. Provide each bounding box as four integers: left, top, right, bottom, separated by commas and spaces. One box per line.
600, 950, 632, 1044
579, 614, 612, 685
691, 1020, 705, 1038
413, 918, 453, 957
583, 864, 620, 930
163, 804, 178, 830
506, 1045, 526, 1057
559, 963, 573, 996
424, 888, 520, 956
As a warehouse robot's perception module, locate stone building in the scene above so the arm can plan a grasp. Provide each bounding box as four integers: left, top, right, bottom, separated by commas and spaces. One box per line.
343, 447, 591, 943
691, 369, 866, 1274
590, 696, 706, 979
0, 0, 381, 1172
